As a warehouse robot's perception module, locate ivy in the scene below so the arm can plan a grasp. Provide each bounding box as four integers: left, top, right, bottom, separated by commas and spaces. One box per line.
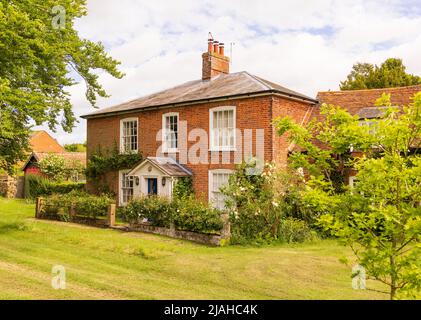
86, 145, 142, 181
173, 176, 194, 200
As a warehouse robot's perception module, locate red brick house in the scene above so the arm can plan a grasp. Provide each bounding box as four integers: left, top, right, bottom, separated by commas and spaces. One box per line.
317, 85, 421, 185
81, 38, 318, 206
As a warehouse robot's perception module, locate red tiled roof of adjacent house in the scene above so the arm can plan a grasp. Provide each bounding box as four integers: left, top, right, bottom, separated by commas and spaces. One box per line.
317, 85, 421, 116
29, 130, 65, 153
81, 71, 317, 119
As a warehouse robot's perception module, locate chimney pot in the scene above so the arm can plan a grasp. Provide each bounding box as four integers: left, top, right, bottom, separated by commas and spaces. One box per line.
208, 38, 213, 53
213, 41, 219, 54
219, 43, 225, 56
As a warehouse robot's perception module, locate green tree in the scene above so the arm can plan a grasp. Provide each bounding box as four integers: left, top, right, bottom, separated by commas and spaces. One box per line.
39, 153, 66, 182
64, 142, 86, 152
0, 0, 124, 174
274, 92, 421, 299
340, 58, 421, 90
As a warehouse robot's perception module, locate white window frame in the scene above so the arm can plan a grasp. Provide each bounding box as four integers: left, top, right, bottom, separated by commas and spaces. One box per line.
209, 106, 236, 151
162, 112, 179, 153
349, 175, 358, 188
120, 117, 138, 154
119, 170, 135, 206
208, 169, 234, 209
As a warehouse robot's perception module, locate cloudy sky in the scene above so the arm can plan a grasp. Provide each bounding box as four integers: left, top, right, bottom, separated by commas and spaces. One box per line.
36, 0, 421, 145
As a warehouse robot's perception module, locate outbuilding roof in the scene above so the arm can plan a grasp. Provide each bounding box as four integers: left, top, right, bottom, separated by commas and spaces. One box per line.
22, 152, 86, 171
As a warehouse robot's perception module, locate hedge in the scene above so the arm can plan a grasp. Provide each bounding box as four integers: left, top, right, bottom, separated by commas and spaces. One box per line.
119, 196, 224, 234
39, 191, 114, 221
24, 174, 85, 199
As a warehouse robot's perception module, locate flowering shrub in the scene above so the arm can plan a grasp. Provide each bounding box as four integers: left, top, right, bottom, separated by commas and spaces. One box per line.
222, 160, 314, 244
119, 196, 223, 234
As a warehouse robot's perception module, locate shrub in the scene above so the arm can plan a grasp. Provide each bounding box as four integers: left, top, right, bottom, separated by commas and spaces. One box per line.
279, 218, 315, 243
119, 196, 224, 234
25, 175, 85, 199
173, 197, 223, 233
73, 193, 114, 219
40, 191, 113, 221
172, 177, 194, 200
119, 196, 172, 227
223, 160, 316, 244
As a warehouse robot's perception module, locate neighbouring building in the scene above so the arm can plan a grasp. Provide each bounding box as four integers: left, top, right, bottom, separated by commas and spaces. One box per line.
29, 130, 66, 153
81, 38, 318, 207
22, 152, 87, 182
317, 85, 421, 185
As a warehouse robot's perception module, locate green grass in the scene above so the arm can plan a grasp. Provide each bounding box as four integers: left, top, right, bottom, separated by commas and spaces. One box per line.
0, 197, 388, 300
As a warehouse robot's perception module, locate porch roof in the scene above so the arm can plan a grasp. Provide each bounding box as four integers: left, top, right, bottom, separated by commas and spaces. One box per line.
128, 157, 192, 177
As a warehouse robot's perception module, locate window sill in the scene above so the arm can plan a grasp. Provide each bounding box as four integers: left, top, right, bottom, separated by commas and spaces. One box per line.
120, 150, 139, 155
209, 148, 237, 152
162, 149, 179, 154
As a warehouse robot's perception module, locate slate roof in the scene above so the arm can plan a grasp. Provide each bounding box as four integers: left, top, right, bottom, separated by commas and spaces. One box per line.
128, 157, 192, 177
357, 106, 389, 119
81, 71, 317, 119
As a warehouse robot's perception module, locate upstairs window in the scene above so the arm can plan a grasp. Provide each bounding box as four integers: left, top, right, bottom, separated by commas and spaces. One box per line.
162, 113, 179, 152
210, 106, 236, 151
120, 118, 138, 153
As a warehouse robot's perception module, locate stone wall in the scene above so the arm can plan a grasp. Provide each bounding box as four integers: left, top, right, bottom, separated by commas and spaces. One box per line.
0, 175, 17, 198
116, 223, 229, 246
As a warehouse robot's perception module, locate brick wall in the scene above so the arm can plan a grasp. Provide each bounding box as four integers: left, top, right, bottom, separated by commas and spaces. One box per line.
271, 96, 316, 167
86, 95, 313, 203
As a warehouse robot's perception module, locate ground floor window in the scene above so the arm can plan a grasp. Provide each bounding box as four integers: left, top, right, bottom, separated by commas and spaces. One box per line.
121, 171, 134, 205
209, 169, 233, 210
349, 175, 358, 188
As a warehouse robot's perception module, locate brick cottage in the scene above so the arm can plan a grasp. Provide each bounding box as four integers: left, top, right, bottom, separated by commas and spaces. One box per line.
81, 38, 421, 207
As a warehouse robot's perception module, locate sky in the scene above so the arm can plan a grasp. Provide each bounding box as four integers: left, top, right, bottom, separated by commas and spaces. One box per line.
35, 0, 421, 145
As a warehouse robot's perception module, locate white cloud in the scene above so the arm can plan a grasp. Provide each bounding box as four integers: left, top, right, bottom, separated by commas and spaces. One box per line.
34, 0, 421, 144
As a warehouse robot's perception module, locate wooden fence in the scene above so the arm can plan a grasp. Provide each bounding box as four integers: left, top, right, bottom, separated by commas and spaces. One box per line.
35, 197, 116, 227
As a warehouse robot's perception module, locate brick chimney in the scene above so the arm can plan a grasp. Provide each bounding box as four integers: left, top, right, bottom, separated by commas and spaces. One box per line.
202, 37, 230, 80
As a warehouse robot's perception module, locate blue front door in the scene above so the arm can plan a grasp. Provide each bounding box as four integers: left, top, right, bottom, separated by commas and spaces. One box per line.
147, 178, 158, 195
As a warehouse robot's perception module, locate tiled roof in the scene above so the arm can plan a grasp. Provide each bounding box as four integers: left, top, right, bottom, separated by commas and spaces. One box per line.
33, 152, 86, 163
22, 152, 86, 171
317, 85, 421, 115
81, 71, 317, 119
29, 130, 65, 153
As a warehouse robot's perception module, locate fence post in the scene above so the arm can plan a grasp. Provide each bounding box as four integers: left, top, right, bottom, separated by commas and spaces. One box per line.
69, 204, 76, 221
107, 204, 116, 227
35, 197, 43, 219
221, 213, 231, 240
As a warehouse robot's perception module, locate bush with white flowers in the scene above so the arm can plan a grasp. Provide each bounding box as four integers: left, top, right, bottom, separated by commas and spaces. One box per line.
222, 160, 315, 244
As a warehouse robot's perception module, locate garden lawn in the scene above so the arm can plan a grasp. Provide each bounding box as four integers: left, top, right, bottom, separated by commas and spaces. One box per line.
0, 198, 387, 300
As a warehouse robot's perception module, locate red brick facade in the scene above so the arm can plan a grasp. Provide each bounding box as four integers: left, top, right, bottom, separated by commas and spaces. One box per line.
86, 95, 315, 203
